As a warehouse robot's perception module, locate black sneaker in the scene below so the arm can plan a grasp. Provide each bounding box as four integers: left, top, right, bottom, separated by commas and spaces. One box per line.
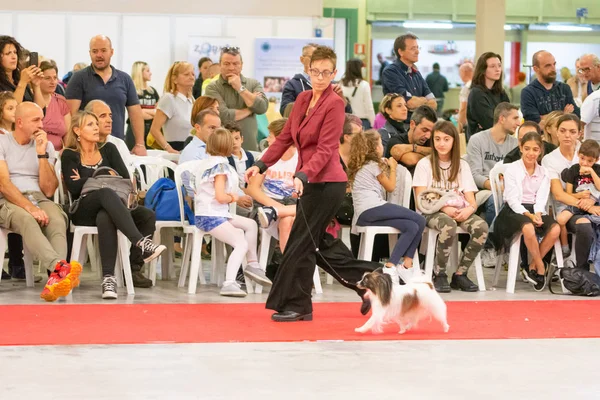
101, 275, 118, 299
257, 206, 277, 229
1, 269, 10, 280
136, 236, 167, 263
523, 269, 545, 292
450, 273, 478, 292
433, 272, 451, 293
9, 264, 25, 280
132, 270, 153, 288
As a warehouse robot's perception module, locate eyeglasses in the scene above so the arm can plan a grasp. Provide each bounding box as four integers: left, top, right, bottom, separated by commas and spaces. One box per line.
221, 46, 240, 54
309, 68, 334, 78
578, 67, 592, 74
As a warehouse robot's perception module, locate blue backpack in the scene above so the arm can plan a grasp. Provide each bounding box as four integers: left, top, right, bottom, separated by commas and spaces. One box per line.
145, 178, 194, 224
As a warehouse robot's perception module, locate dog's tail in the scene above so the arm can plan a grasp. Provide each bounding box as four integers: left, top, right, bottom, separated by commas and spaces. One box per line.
402, 289, 420, 313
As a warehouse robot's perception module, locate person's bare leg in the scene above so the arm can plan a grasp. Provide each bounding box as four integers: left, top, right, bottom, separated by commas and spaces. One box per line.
522, 223, 543, 271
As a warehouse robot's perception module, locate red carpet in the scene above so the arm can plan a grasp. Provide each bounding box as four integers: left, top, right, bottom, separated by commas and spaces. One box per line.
1, 300, 600, 346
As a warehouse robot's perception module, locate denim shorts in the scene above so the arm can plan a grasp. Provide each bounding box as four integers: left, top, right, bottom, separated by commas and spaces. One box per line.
195, 216, 229, 232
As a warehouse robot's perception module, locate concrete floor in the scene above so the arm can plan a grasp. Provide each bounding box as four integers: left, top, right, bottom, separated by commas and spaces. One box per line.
2, 258, 599, 399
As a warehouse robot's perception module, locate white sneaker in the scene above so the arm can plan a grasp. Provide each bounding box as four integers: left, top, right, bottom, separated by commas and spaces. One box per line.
243, 265, 272, 287
481, 248, 497, 268
101, 275, 118, 300
382, 266, 400, 285
220, 281, 247, 297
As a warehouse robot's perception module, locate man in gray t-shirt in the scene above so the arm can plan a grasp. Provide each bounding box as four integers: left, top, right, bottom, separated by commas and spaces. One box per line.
0, 102, 75, 302
466, 103, 519, 263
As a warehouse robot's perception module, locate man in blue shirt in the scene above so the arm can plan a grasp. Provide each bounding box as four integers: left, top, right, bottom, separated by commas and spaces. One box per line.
65, 35, 147, 156
521, 50, 579, 124
382, 33, 437, 122
180, 109, 221, 196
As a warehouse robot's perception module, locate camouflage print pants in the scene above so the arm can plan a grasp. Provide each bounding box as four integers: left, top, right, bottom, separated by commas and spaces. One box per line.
425, 212, 489, 274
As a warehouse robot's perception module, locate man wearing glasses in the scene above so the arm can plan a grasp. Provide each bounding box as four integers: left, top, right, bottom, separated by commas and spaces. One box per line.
578, 54, 600, 96
205, 47, 268, 152
381, 33, 437, 123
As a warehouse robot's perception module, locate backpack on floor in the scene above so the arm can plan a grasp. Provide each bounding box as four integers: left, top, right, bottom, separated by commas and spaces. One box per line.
145, 178, 194, 224
550, 267, 600, 297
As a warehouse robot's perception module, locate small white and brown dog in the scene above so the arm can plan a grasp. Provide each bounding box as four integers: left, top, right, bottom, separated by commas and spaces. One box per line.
355, 268, 450, 334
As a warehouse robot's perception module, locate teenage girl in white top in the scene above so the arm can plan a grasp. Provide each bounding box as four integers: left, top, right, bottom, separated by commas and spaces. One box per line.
193, 128, 271, 297
341, 59, 375, 129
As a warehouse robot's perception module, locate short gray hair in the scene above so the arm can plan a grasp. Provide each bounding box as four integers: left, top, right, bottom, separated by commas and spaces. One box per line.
581, 54, 600, 66
84, 99, 110, 113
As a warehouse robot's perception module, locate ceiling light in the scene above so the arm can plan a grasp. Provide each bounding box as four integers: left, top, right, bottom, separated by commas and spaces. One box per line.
403, 22, 453, 30
547, 25, 592, 32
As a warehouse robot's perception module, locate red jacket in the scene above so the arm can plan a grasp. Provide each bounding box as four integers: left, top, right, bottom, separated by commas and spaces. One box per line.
257, 84, 347, 184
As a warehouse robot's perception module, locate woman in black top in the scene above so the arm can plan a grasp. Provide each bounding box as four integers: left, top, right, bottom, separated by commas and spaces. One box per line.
61, 111, 165, 299
126, 61, 160, 149
467, 52, 510, 139
0, 35, 43, 105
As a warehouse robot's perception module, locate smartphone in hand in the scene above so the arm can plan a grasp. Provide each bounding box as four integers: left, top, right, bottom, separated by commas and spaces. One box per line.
28, 52, 39, 67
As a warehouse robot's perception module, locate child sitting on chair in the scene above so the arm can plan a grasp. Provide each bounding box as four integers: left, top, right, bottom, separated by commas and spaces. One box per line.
193, 128, 271, 297
556, 139, 600, 257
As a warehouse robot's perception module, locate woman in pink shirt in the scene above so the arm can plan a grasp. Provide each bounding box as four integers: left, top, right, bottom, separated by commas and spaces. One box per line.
493, 132, 560, 291
39, 61, 70, 150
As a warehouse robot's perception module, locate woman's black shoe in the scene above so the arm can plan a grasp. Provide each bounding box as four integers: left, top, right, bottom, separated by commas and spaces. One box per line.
450, 273, 478, 292
271, 311, 313, 322
1, 269, 10, 280
360, 297, 371, 315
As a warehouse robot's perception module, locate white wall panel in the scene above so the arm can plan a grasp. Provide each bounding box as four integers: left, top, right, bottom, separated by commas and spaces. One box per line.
0, 13, 13, 36
122, 15, 171, 93
225, 18, 273, 77
173, 17, 222, 64
15, 14, 66, 74
275, 18, 314, 38
68, 14, 119, 71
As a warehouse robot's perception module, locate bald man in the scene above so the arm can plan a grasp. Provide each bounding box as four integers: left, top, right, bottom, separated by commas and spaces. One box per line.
521, 50, 579, 124
458, 62, 473, 131
84, 100, 132, 166
579, 54, 600, 95
0, 102, 80, 301
66, 35, 147, 156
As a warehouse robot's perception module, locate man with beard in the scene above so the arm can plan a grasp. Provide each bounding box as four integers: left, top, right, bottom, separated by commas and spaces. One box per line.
521, 50, 579, 124
66, 35, 147, 156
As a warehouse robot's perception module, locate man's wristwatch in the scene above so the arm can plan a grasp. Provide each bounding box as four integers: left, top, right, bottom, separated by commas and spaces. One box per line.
238, 85, 246, 93
37, 153, 49, 159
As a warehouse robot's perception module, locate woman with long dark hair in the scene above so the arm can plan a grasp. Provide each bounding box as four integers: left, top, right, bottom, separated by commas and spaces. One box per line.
0, 36, 43, 106
341, 58, 375, 129
245, 46, 379, 322
467, 52, 510, 138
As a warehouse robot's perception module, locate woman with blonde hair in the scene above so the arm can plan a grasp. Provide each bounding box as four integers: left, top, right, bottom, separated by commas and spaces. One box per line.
148, 61, 195, 153
61, 111, 165, 298
126, 61, 159, 149
541, 110, 563, 146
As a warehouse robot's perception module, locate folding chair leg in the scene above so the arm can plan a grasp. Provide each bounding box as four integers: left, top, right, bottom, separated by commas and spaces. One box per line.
188, 232, 204, 294
473, 254, 486, 291
23, 247, 34, 288
117, 233, 134, 296
357, 232, 375, 261
179, 232, 195, 287
313, 267, 323, 294
506, 238, 521, 294
424, 230, 438, 278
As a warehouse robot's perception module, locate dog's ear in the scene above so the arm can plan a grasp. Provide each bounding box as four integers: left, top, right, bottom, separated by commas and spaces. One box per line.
373, 267, 383, 274
377, 274, 393, 306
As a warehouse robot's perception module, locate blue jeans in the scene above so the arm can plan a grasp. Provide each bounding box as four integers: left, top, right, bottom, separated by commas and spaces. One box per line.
356, 203, 426, 265
484, 196, 496, 249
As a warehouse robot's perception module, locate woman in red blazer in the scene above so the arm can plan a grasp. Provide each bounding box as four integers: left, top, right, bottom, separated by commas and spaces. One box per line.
246, 46, 378, 322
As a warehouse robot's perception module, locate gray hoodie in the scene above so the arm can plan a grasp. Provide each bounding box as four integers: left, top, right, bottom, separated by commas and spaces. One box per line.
466, 129, 518, 189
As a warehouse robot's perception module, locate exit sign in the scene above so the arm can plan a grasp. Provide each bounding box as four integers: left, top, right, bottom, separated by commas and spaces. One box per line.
354, 43, 366, 55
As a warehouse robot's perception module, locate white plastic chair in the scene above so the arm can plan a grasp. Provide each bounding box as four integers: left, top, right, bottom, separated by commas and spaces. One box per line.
0, 228, 34, 286
146, 150, 180, 163
489, 163, 563, 293
130, 156, 182, 284
175, 160, 239, 294
65, 181, 135, 295
355, 168, 420, 265
256, 227, 323, 294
